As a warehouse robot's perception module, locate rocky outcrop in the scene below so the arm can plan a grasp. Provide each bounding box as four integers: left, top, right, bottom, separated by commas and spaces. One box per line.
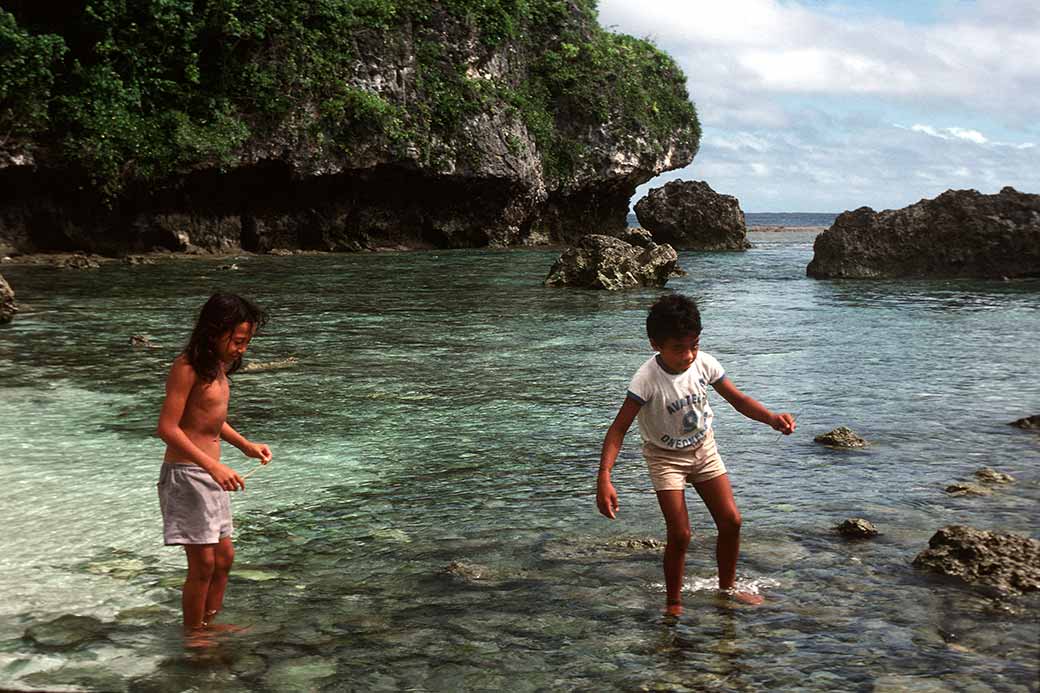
807, 187, 1040, 279
813, 427, 867, 448
1010, 415, 1039, 430
0, 4, 698, 255
0, 273, 15, 324
836, 518, 879, 539
975, 467, 1015, 485
633, 180, 751, 250
945, 482, 992, 497
544, 234, 681, 290
913, 525, 1040, 594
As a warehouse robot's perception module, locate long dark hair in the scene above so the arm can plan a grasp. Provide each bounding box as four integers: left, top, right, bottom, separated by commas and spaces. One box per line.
184, 292, 268, 381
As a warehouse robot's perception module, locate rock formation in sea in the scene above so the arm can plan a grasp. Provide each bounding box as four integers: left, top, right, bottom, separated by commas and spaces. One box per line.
813, 426, 867, 448
913, 525, 1040, 594
806, 187, 1040, 279
835, 518, 879, 539
0, 3, 699, 255
0, 273, 15, 324
543, 234, 681, 290
633, 180, 751, 250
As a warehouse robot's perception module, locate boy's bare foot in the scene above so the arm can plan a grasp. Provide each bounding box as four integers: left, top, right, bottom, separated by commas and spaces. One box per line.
183, 627, 217, 648
720, 590, 764, 605
664, 601, 684, 617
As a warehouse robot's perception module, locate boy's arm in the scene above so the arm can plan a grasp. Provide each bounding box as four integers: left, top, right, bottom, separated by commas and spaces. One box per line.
712, 377, 795, 434
155, 360, 238, 485
597, 396, 642, 519
221, 422, 273, 463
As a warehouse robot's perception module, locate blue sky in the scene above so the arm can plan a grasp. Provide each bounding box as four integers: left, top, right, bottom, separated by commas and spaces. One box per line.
600, 0, 1039, 212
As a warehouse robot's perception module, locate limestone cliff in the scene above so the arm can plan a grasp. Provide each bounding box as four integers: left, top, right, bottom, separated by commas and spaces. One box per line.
0, 1, 698, 255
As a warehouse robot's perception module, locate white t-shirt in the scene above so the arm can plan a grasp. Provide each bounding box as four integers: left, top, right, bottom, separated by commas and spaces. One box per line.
626, 351, 726, 451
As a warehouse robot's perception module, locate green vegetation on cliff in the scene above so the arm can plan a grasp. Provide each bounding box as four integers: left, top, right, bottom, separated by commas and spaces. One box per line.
1, 0, 698, 197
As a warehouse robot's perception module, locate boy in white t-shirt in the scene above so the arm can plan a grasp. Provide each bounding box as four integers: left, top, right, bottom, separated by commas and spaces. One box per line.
596, 294, 795, 614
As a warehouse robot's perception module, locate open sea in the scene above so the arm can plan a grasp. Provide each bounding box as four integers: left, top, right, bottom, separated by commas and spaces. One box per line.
1, 232, 1038, 692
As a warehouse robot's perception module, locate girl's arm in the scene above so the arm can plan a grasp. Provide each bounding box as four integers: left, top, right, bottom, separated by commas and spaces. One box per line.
156, 358, 220, 470
221, 422, 272, 463
156, 359, 245, 490
597, 397, 642, 519
712, 377, 795, 434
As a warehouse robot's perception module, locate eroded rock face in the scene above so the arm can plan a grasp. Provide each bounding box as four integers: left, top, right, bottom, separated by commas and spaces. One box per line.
807, 187, 1040, 279
634, 180, 751, 251
543, 234, 680, 290
0, 273, 15, 324
913, 525, 1040, 594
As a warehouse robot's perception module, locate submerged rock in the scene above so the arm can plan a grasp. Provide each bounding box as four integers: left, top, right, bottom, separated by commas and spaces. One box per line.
0, 272, 15, 324
263, 656, 337, 691
913, 525, 1040, 594
945, 482, 992, 497
813, 427, 868, 448
444, 560, 495, 583
544, 234, 681, 290
806, 187, 1040, 279
129, 334, 157, 348
1009, 414, 1040, 430
634, 180, 751, 251
25, 614, 111, 649
241, 356, 299, 373
974, 467, 1015, 485
835, 518, 879, 539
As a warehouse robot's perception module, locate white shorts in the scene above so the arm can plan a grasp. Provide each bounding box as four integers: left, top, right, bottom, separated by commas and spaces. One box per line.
643, 429, 727, 491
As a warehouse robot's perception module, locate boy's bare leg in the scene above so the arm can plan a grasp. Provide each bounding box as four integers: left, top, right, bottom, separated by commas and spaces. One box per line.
655, 489, 692, 615
182, 545, 217, 631
203, 537, 235, 624
693, 474, 763, 605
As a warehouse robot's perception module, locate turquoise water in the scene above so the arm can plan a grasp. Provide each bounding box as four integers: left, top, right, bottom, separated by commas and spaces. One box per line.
1, 232, 1038, 692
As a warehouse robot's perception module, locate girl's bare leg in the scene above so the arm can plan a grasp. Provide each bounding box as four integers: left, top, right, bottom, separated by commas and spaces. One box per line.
693, 474, 763, 605
655, 489, 692, 615
204, 537, 235, 622
182, 544, 216, 630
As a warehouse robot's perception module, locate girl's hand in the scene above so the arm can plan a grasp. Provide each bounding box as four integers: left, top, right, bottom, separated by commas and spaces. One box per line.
771, 413, 796, 435
211, 464, 245, 492
247, 443, 273, 464
597, 478, 619, 519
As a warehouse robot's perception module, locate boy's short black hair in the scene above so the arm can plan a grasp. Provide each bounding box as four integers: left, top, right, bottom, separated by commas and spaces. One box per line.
646, 293, 702, 343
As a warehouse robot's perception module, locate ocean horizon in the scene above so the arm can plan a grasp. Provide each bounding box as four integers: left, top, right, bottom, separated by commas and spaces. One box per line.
628, 212, 839, 228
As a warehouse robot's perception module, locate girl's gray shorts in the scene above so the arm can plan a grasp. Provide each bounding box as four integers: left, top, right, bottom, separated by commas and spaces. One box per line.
157, 462, 233, 545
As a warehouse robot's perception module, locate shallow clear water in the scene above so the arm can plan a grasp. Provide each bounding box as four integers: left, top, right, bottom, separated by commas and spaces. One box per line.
1, 232, 1038, 692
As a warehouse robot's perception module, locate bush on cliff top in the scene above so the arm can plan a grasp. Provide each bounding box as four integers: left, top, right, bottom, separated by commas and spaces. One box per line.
0, 0, 697, 196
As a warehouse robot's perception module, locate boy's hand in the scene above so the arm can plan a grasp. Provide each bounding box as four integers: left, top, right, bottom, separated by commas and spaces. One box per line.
211, 464, 245, 492
247, 443, 273, 464
771, 413, 797, 435
597, 478, 619, 519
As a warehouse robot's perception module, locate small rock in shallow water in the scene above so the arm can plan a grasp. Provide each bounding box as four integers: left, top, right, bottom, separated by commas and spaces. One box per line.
263, 656, 337, 691
813, 426, 867, 448
974, 467, 1015, 485
1009, 414, 1039, 429
25, 615, 110, 649
945, 482, 992, 497
444, 560, 493, 582
129, 334, 156, 348
835, 518, 879, 539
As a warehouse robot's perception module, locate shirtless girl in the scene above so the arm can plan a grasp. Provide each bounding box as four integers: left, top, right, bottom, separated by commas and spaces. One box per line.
156, 292, 272, 635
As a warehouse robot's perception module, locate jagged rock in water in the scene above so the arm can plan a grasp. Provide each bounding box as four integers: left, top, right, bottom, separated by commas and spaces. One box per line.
544, 234, 681, 290
836, 518, 879, 539
1009, 414, 1040, 429
25, 615, 111, 649
974, 467, 1015, 485
129, 334, 156, 348
617, 226, 655, 248
913, 525, 1040, 593
807, 187, 1040, 279
634, 180, 751, 251
813, 426, 867, 448
945, 482, 992, 497
0, 273, 15, 324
